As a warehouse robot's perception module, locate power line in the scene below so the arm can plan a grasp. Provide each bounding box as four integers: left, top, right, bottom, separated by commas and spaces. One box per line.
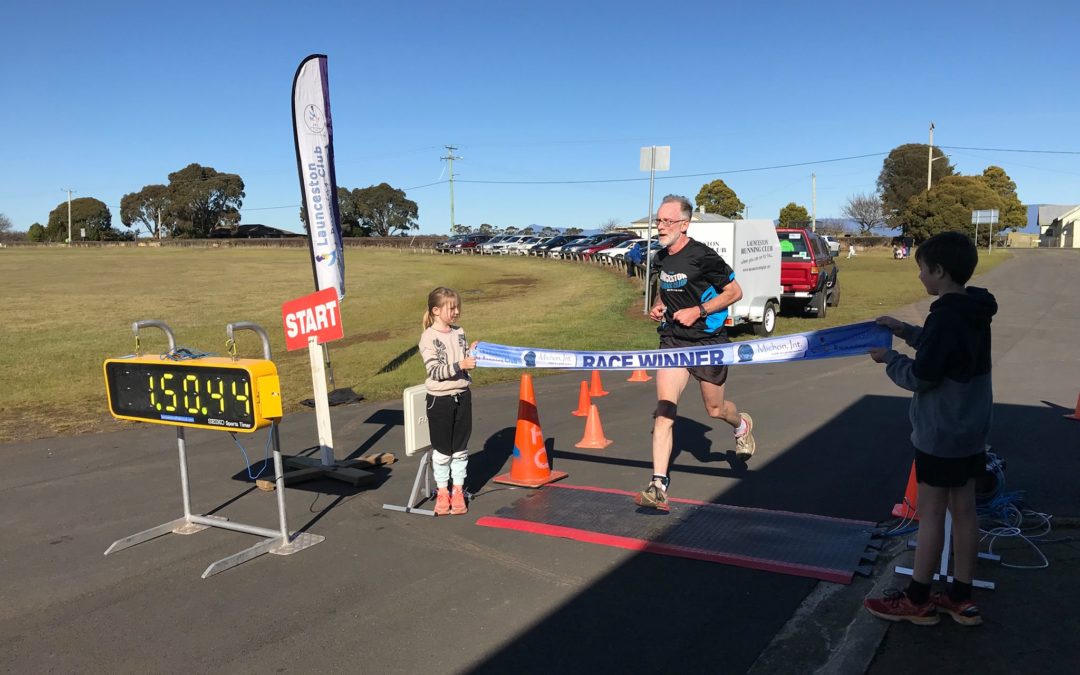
940, 145, 1080, 155
455, 152, 890, 185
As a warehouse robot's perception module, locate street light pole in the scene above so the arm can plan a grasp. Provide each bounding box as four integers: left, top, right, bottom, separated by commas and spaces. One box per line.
60, 188, 76, 244
442, 146, 461, 233
926, 122, 935, 191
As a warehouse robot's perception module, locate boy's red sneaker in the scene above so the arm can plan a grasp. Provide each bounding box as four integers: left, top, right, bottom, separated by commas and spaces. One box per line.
864, 589, 940, 626
434, 488, 451, 516
932, 592, 983, 626
450, 487, 468, 515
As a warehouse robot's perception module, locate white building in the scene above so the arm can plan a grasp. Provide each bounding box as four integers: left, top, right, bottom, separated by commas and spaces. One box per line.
1037, 205, 1080, 248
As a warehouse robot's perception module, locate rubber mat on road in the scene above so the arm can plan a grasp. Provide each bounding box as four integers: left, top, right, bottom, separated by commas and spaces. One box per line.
476, 484, 877, 584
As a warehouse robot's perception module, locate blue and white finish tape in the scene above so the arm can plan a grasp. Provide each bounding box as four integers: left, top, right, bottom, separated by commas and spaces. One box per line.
474, 321, 891, 370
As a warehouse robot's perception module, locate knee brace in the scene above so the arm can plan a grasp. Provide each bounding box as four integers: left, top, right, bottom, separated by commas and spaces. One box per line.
654, 400, 678, 421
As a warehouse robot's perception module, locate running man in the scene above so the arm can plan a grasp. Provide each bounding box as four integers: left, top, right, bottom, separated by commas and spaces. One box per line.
635, 194, 756, 511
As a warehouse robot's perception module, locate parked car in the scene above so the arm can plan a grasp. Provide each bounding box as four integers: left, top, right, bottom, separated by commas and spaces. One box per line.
775, 228, 839, 317
434, 235, 465, 253
557, 235, 608, 257
532, 234, 577, 256
595, 238, 660, 260
579, 233, 637, 260
478, 235, 511, 254
507, 236, 542, 255
492, 235, 527, 254
454, 234, 491, 253
549, 236, 593, 259
523, 236, 555, 255
820, 234, 841, 255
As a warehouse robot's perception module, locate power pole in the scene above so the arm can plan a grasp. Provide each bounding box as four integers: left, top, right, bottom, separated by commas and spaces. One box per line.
811, 173, 817, 232
61, 188, 76, 243
926, 121, 935, 191
442, 145, 462, 232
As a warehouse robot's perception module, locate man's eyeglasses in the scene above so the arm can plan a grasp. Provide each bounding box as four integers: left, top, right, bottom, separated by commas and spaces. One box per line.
656, 218, 688, 227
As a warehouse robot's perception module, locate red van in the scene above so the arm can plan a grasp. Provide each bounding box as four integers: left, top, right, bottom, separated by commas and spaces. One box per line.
775, 228, 840, 317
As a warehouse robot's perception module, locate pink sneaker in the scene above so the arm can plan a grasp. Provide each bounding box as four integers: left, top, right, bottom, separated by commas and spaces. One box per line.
434, 488, 451, 516
450, 487, 468, 515
864, 589, 940, 626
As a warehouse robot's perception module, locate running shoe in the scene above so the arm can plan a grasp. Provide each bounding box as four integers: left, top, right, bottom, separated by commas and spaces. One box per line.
434, 487, 451, 516
932, 592, 983, 626
863, 589, 940, 626
735, 412, 756, 460
450, 487, 468, 515
634, 482, 670, 512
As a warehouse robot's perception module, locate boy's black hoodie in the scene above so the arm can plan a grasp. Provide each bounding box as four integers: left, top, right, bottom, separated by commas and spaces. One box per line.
883, 287, 997, 458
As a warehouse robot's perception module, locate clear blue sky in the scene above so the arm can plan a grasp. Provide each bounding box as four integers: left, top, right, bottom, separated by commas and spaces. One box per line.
3, 0, 1078, 235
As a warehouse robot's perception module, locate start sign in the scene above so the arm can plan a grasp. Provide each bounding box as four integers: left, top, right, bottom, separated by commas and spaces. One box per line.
282, 287, 343, 351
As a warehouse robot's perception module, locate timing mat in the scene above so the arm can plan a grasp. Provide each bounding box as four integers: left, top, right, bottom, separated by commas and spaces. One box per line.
476, 484, 878, 584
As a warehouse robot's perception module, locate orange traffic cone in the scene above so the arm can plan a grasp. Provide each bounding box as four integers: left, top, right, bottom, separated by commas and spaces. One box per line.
891, 462, 920, 521
627, 369, 652, 382
494, 375, 568, 488
588, 370, 609, 397
575, 404, 613, 449
1065, 392, 1080, 421
572, 380, 591, 416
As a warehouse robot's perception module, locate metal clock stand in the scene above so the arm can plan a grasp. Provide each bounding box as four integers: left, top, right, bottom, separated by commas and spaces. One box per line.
104, 320, 324, 578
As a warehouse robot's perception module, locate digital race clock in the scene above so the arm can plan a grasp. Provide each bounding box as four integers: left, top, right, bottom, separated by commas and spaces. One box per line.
104, 356, 283, 432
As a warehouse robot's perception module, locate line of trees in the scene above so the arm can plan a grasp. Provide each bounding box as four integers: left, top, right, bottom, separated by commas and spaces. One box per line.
19, 166, 423, 242
689, 146, 1027, 243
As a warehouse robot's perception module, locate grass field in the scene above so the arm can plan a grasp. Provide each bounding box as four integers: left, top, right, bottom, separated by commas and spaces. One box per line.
0, 245, 1008, 442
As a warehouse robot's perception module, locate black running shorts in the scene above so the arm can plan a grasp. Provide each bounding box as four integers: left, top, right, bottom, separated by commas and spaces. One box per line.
658, 333, 729, 386
914, 449, 986, 488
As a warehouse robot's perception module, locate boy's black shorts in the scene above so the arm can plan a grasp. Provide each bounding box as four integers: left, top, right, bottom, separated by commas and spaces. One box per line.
914, 449, 986, 488
658, 333, 729, 386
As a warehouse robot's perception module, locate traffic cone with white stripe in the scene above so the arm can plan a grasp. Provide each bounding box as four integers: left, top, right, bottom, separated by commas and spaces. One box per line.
494, 375, 568, 488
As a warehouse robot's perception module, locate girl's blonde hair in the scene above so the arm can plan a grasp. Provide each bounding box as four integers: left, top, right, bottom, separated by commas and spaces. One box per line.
423, 286, 461, 329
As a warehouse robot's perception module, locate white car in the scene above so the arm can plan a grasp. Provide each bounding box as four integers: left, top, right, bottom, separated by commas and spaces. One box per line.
478, 235, 511, 254
507, 236, 542, 255
495, 235, 527, 254
594, 238, 660, 260
820, 235, 841, 255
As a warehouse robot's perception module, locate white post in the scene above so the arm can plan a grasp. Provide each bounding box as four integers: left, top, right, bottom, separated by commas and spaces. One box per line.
644, 147, 657, 313
811, 173, 817, 232
640, 145, 670, 314
308, 336, 335, 466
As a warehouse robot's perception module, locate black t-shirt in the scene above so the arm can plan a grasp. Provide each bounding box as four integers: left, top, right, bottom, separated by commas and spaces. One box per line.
656, 239, 735, 339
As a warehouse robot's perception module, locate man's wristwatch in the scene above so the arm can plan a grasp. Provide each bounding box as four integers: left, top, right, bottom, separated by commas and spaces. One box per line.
698, 304, 708, 318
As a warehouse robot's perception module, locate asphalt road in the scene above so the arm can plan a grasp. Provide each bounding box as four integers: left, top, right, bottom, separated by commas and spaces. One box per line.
2, 248, 1077, 674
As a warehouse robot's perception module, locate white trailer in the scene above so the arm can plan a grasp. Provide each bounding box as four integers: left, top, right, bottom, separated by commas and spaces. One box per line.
686, 219, 782, 336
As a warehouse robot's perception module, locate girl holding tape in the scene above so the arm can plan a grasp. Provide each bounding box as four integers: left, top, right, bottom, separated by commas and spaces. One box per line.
419, 287, 478, 516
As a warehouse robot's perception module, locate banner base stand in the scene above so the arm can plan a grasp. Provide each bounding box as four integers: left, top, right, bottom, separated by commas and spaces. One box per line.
282, 455, 377, 486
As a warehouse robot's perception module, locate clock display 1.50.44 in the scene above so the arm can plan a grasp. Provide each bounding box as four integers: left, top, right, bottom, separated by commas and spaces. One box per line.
103, 357, 283, 432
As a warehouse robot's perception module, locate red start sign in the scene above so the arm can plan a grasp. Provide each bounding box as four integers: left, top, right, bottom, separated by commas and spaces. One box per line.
282, 287, 343, 351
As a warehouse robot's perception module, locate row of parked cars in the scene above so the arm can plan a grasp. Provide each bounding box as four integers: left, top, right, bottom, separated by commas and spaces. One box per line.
434, 232, 662, 260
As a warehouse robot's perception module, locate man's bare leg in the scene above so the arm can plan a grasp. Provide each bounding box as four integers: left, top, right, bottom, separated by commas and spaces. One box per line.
698, 380, 741, 429
651, 366, 692, 478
